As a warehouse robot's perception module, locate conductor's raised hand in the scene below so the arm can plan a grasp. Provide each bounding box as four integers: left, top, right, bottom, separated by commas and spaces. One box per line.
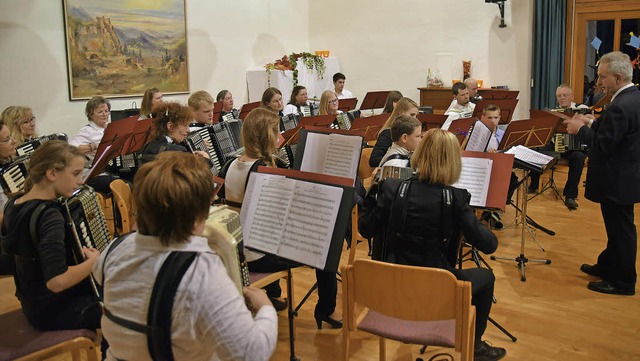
563, 113, 586, 134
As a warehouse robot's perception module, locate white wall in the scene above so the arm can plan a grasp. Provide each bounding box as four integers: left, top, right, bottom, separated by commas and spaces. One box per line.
0, 0, 535, 139
0, 0, 309, 136
309, 0, 534, 120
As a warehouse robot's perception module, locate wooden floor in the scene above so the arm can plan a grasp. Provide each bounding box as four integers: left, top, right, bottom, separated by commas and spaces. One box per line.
2, 164, 640, 360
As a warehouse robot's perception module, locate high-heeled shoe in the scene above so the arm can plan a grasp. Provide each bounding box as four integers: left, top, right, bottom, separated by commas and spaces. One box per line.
314, 314, 343, 329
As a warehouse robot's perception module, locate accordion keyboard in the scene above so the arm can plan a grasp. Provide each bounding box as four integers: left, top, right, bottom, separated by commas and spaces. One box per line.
65, 187, 111, 253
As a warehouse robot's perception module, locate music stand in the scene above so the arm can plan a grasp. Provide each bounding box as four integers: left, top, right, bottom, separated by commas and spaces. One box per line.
491, 126, 558, 281
338, 97, 358, 112
359, 91, 391, 115
92, 116, 138, 169
478, 89, 519, 100
448, 117, 476, 144
472, 99, 519, 124
84, 134, 131, 182
416, 113, 447, 131
238, 101, 261, 120
211, 101, 223, 124
123, 118, 154, 154
350, 113, 388, 143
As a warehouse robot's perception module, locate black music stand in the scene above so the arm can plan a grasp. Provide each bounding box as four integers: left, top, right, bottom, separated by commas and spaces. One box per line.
359, 91, 391, 115
338, 97, 358, 112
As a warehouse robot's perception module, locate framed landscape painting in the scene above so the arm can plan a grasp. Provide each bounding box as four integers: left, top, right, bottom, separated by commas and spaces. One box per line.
62, 0, 189, 100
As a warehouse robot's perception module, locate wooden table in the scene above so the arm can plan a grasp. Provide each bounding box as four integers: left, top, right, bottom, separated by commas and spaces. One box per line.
417, 87, 453, 114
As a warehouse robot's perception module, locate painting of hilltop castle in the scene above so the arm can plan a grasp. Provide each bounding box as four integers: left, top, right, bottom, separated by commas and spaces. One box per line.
63, 0, 188, 100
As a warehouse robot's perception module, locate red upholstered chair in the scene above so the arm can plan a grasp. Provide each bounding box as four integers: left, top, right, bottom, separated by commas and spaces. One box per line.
0, 309, 98, 361
342, 259, 476, 361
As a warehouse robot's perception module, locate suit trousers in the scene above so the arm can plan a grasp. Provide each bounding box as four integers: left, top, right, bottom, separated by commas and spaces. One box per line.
597, 202, 637, 287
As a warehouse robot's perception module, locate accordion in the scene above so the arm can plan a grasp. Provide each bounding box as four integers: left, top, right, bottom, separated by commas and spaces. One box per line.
300, 103, 319, 117
554, 133, 588, 153
277, 145, 295, 169
280, 113, 301, 132
107, 153, 142, 176
222, 109, 240, 122
0, 155, 30, 195
334, 110, 362, 130
379, 166, 414, 181
186, 120, 244, 174
61, 186, 111, 298
203, 205, 250, 292
16, 133, 68, 157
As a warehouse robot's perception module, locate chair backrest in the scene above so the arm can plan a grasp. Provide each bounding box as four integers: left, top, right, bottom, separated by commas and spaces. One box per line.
358, 147, 375, 180
109, 179, 135, 234
95, 192, 115, 239
343, 259, 473, 349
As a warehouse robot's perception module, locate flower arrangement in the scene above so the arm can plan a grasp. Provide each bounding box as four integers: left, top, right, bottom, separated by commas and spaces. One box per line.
265, 52, 325, 86
426, 68, 443, 88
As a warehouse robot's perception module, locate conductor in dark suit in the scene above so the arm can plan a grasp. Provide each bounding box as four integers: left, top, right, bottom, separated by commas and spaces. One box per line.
564, 51, 640, 296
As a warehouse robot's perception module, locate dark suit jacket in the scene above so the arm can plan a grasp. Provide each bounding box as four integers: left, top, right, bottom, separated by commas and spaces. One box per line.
369, 128, 392, 167
578, 86, 640, 205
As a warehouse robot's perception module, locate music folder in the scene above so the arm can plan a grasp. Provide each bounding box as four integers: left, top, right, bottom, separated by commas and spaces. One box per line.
359, 91, 391, 111
455, 151, 515, 211
463, 117, 495, 152
92, 115, 138, 169
448, 117, 476, 144
292, 126, 365, 185
240, 167, 355, 272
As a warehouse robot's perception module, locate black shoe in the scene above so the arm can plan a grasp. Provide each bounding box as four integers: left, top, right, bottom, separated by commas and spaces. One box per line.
474, 340, 506, 361
314, 314, 343, 329
564, 197, 578, 210
490, 212, 503, 230
269, 297, 288, 311
527, 186, 538, 194
587, 280, 635, 296
580, 263, 604, 278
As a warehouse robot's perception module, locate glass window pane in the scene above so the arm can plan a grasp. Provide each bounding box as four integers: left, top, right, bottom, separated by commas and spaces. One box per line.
584, 20, 614, 104
620, 18, 640, 86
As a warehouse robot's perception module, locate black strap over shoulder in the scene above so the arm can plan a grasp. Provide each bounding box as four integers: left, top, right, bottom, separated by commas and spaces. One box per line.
147, 251, 197, 361
440, 187, 454, 246
385, 153, 410, 162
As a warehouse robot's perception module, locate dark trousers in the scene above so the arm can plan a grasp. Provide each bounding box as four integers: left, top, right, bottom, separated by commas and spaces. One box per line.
528, 151, 585, 198
248, 254, 338, 317
596, 203, 637, 287
456, 268, 495, 342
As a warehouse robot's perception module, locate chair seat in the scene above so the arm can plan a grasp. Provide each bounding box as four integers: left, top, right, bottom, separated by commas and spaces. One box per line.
357, 309, 455, 347
0, 309, 97, 361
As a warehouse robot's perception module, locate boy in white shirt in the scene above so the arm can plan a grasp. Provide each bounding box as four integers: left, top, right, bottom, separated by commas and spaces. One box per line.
378, 115, 423, 168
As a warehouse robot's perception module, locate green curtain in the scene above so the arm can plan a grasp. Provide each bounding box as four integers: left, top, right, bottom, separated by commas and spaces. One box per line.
531, 0, 567, 109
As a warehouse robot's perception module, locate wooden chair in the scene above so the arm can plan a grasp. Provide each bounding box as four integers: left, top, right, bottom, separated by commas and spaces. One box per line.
358, 147, 375, 190
0, 309, 98, 361
348, 205, 368, 265
342, 259, 475, 361
95, 192, 115, 239
109, 179, 135, 234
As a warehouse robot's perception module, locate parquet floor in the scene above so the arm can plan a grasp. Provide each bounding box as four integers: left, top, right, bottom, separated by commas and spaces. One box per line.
1, 164, 639, 360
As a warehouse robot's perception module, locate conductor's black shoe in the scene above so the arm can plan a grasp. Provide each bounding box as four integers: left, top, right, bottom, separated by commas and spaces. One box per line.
580, 263, 604, 278
564, 197, 579, 210
587, 280, 635, 296
474, 340, 506, 361
269, 297, 288, 311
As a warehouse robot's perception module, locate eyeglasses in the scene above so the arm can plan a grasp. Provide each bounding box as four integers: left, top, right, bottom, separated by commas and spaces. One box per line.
328, 99, 339, 104
20, 117, 36, 125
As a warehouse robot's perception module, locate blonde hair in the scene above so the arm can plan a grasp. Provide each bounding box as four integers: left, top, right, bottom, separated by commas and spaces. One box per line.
379, 97, 419, 135
2, 106, 35, 145
318, 90, 339, 115
134, 151, 215, 246
411, 129, 461, 185
242, 108, 280, 167
188, 90, 214, 111
24, 140, 84, 193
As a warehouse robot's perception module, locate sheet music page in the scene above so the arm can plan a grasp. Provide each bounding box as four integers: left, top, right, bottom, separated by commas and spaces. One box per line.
83, 144, 111, 183
505, 145, 554, 166
299, 132, 360, 181
322, 134, 360, 179
465, 120, 493, 152
277, 181, 343, 269
240, 173, 294, 254
452, 157, 493, 207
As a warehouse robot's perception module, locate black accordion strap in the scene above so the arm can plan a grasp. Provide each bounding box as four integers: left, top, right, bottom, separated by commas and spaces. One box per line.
147, 251, 197, 361
441, 187, 454, 245
383, 178, 412, 262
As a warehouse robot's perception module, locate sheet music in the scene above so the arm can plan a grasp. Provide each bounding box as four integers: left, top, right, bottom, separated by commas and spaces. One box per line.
241, 174, 294, 254
278, 181, 342, 269
452, 157, 492, 207
83, 144, 111, 183
505, 145, 554, 167
465, 120, 493, 152
240, 172, 343, 269
299, 132, 360, 181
